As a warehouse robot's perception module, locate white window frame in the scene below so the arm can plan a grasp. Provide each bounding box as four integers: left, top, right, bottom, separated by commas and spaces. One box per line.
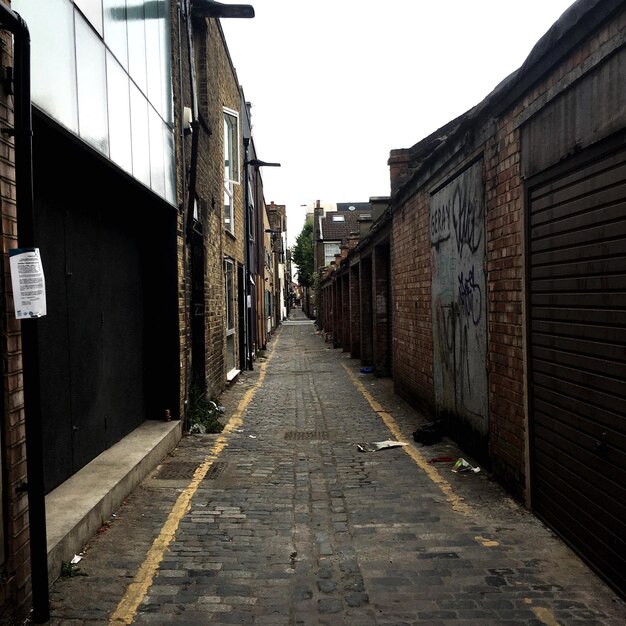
225, 258, 235, 336
223, 108, 240, 234
224, 258, 237, 374
324, 241, 341, 267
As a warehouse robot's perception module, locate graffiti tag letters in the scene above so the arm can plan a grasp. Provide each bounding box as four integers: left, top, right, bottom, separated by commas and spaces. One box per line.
452, 187, 482, 255
457, 266, 482, 326
430, 202, 451, 246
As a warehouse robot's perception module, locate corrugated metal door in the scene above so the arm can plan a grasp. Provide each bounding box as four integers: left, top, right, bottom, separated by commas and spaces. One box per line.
528, 144, 626, 594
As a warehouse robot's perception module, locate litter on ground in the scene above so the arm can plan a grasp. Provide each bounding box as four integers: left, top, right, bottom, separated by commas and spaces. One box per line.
357, 440, 409, 453
452, 458, 480, 473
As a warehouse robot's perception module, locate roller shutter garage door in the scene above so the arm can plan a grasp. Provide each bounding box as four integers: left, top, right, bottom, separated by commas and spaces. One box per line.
528, 144, 626, 595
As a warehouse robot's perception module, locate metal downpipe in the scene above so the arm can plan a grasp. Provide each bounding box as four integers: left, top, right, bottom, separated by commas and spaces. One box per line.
0, 4, 50, 623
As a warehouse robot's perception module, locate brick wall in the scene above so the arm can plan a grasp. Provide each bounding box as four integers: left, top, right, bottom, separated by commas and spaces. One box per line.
185, 18, 246, 395
389, 138, 526, 491
294, 1, 625, 505
391, 193, 434, 409
349, 263, 360, 358
170, 1, 189, 417
387, 2, 626, 501
359, 257, 373, 365
211, 22, 245, 377
0, 20, 31, 614
373, 244, 391, 376
484, 122, 526, 498
197, 20, 227, 394
333, 276, 344, 348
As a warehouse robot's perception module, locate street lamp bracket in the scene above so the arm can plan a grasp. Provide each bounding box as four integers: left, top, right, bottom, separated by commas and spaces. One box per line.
191, 1, 255, 19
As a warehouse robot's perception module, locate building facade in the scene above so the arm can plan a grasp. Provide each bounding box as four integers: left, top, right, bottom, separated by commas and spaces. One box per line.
268, 202, 287, 326
317, 0, 626, 596
0, 0, 275, 616
0, 0, 180, 615
12, 0, 179, 492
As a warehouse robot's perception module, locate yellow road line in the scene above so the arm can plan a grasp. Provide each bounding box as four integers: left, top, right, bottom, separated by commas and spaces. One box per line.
532, 607, 560, 626
342, 363, 471, 516
475, 535, 499, 547
526, 602, 561, 626
110, 343, 276, 624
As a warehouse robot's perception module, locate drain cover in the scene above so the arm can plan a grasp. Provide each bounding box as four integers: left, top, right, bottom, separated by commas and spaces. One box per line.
155, 461, 198, 480
204, 461, 227, 480
284, 430, 330, 441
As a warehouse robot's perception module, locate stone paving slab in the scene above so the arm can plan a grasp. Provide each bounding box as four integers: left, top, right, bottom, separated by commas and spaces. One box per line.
46, 310, 626, 625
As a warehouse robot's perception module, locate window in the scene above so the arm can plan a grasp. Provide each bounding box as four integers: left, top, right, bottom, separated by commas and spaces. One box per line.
247, 175, 255, 241
223, 109, 240, 234
224, 259, 236, 372
225, 259, 235, 333
324, 242, 341, 266
332, 214, 345, 222
13, 0, 176, 205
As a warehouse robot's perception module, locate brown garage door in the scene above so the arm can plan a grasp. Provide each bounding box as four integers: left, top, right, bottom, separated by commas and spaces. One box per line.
528, 143, 626, 595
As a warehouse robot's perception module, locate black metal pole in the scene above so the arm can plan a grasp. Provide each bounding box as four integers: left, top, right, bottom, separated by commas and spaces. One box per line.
184, 0, 200, 244
243, 140, 253, 370
1, 5, 50, 623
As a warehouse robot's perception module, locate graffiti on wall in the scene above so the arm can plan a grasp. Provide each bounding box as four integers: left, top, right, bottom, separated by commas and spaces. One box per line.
430, 202, 451, 246
430, 161, 488, 434
457, 266, 482, 326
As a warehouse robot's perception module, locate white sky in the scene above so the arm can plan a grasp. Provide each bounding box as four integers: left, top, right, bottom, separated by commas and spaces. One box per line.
222, 0, 576, 246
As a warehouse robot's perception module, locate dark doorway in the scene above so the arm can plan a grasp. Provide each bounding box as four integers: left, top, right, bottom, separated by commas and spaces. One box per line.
32, 114, 179, 493
237, 264, 245, 370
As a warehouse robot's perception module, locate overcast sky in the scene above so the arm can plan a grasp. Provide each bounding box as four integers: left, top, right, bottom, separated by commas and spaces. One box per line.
222, 0, 576, 246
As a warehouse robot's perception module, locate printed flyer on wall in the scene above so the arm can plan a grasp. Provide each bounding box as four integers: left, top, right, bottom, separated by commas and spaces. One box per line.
9, 248, 47, 319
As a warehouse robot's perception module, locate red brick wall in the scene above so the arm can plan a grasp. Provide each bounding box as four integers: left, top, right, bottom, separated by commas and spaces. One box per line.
349, 263, 360, 358
390, 138, 526, 492
391, 193, 434, 409
170, 1, 189, 416
180, 18, 244, 397
359, 258, 373, 365
341, 273, 350, 352
484, 123, 526, 497
0, 20, 31, 613
388, 5, 626, 501
373, 244, 391, 375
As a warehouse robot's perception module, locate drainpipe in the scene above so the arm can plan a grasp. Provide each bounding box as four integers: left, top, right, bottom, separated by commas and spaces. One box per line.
177, 1, 195, 424
184, 0, 200, 244
243, 138, 253, 369
0, 5, 49, 624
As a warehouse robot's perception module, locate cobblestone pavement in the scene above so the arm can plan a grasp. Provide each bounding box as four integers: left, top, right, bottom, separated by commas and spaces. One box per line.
48, 309, 626, 625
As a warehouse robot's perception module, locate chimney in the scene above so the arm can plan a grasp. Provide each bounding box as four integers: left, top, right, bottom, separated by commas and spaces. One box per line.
388, 148, 413, 195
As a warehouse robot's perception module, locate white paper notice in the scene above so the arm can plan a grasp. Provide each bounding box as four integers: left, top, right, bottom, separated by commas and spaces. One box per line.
9, 248, 47, 319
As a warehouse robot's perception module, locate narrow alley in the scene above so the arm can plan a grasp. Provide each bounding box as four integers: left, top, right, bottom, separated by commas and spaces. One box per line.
48, 310, 625, 625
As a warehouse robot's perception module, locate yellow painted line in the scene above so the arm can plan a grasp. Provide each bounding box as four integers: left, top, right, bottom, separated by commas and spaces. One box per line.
342, 363, 471, 516
110, 341, 277, 624
524, 598, 560, 624
529, 604, 561, 626
474, 535, 499, 547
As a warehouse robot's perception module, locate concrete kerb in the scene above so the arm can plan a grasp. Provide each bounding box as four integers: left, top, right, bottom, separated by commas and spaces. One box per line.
45, 420, 182, 584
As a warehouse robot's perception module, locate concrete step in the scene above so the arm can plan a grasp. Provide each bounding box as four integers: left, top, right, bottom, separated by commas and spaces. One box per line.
45, 419, 182, 583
